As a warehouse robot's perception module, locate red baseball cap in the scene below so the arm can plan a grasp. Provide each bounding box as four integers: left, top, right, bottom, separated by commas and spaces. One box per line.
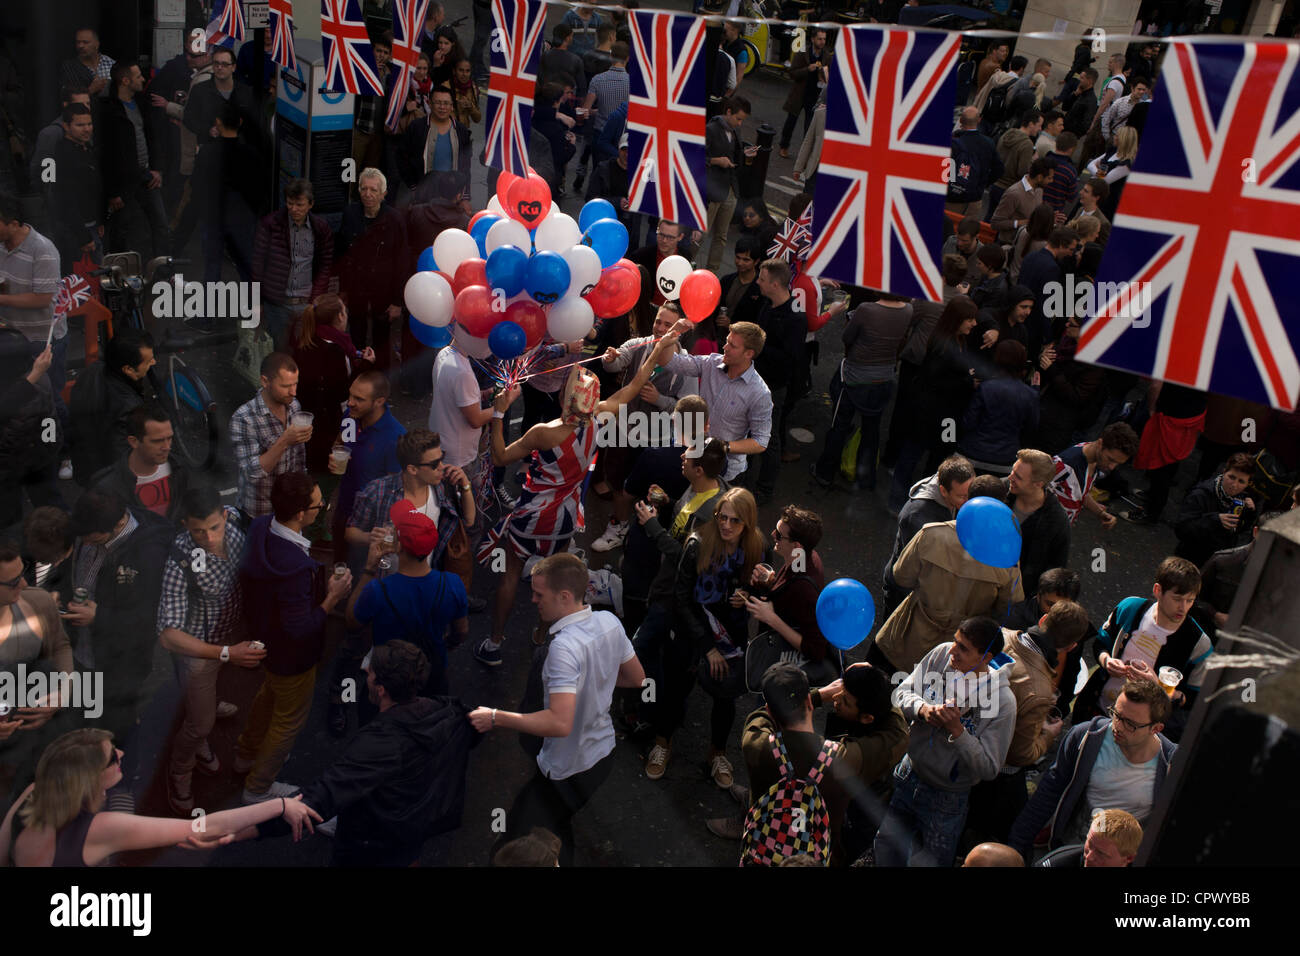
389, 499, 439, 557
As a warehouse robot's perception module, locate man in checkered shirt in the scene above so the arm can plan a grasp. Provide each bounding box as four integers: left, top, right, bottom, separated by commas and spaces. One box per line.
156, 486, 264, 815
230, 353, 311, 521
60, 27, 116, 98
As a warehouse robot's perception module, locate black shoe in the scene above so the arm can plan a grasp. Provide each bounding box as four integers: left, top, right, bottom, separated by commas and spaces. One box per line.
328, 702, 348, 738
572, 174, 585, 191
1118, 506, 1159, 525
808, 464, 833, 489
467, 595, 487, 614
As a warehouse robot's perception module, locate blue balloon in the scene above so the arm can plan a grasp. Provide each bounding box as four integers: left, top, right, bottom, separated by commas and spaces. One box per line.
471, 214, 501, 258
955, 496, 1022, 568
417, 245, 437, 273
579, 199, 617, 232
815, 579, 876, 651
409, 321, 453, 349
524, 250, 571, 305
581, 218, 629, 269
488, 320, 527, 359
485, 244, 529, 297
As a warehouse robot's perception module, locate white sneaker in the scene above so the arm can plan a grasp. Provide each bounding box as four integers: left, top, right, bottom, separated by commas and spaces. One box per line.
591, 520, 628, 553
216, 701, 238, 719
241, 781, 299, 804
58, 459, 73, 480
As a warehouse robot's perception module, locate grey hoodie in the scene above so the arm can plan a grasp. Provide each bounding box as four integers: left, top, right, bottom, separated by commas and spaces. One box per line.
895, 642, 1018, 793
884, 474, 954, 590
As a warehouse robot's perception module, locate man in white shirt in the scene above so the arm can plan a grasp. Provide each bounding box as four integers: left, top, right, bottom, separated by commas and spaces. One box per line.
469, 553, 645, 865
430, 344, 493, 498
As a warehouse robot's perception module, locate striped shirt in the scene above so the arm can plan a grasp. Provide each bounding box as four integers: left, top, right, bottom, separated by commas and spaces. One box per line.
1041, 152, 1079, 214
0, 225, 62, 341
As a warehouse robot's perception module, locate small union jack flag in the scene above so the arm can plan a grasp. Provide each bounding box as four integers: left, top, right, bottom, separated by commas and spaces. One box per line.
1078, 41, 1300, 411
769, 217, 811, 262
386, 0, 430, 131
269, 0, 296, 72
625, 12, 709, 231
485, 0, 547, 175
53, 275, 92, 321
206, 0, 246, 45
803, 27, 959, 300
321, 0, 384, 95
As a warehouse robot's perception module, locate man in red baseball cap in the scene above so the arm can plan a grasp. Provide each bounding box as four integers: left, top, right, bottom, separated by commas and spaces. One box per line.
345, 500, 469, 709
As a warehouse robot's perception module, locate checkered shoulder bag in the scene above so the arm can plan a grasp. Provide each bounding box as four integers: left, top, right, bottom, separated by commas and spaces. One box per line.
740, 733, 839, 867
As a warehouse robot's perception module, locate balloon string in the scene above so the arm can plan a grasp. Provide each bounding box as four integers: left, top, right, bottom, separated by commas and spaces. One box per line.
506, 332, 676, 386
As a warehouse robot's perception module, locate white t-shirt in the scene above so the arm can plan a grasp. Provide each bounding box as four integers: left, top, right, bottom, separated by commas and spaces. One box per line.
1101, 603, 1173, 706
414, 484, 440, 529
1071, 730, 1158, 841
429, 347, 483, 469
538, 607, 635, 780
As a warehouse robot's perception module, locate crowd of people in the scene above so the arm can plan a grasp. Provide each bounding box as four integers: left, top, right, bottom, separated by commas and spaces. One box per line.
0, 6, 1298, 870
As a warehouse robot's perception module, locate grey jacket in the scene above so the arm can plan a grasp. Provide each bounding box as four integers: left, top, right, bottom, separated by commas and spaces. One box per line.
704, 114, 742, 204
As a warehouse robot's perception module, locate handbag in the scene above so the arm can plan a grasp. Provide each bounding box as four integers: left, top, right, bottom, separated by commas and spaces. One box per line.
745, 631, 805, 693
441, 519, 473, 591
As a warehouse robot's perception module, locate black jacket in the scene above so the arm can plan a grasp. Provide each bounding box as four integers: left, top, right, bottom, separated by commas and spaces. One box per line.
89, 453, 193, 526
183, 78, 261, 151
0, 339, 58, 480
47, 136, 103, 260
704, 114, 742, 203
335, 203, 408, 317
753, 298, 807, 391
1008, 489, 1071, 595
716, 271, 766, 328
68, 362, 152, 487
1175, 477, 1257, 568
190, 135, 265, 223
98, 93, 160, 200
674, 534, 761, 656
258, 696, 479, 865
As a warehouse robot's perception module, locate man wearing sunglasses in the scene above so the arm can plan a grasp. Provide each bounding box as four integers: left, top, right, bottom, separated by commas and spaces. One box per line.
1007, 677, 1175, 863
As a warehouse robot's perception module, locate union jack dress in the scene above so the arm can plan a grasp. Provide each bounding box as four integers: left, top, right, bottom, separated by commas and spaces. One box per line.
477, 424, 598, 563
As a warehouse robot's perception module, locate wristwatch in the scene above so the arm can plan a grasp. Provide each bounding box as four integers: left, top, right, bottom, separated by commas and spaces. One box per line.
220, 645, 230, 663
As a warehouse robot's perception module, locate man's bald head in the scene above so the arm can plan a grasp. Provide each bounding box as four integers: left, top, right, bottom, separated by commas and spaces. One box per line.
962, 843, 1026, 867
960, 106, 980, 129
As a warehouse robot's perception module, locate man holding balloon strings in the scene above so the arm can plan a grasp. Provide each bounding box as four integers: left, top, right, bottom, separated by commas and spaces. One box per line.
471, 334, 681, 668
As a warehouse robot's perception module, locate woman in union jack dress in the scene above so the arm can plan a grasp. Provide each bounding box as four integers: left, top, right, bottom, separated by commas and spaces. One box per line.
472, 334, 679, 667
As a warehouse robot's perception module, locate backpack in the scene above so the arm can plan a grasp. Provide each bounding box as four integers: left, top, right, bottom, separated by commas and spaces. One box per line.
1249, 449, 1297, 511
947, 132, 989, 202
740, 732, 840, 866
982, 78, 1018, 126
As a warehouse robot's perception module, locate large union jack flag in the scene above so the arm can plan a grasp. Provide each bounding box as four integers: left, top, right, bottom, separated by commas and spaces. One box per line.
386, 0, 430, 131
269, 0, 296, 72
206, 0, 246, 45
1078, 41, 1300, 411
803, 27, 958, 301
625, 12, 709, 231
485, 0, 546, 176
321, 0, 384, 95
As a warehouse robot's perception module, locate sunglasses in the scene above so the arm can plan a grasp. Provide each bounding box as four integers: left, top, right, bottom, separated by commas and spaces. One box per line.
306, 500, 329, 514
105, 745, 120, 770
1107, 706, 1155, 733
771, 526, 788, 542
0, 571, 24, 589
419, 457, 446, 469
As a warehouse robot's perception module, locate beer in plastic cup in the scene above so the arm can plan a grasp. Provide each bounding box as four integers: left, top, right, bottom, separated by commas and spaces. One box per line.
329, 446, 351, 474
1158, 666, 1182, 698
291, 411, 314, 428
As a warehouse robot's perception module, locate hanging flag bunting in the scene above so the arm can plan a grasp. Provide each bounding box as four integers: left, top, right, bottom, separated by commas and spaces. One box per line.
803, 26, 959, 301
268, 0, 297, 72
1078, 40, 1300, 411
207, 0, 247, 45
625, 11, 709, 231
320, 0, 385, 95
484, 0, 546, 176
387, 0, 431, 131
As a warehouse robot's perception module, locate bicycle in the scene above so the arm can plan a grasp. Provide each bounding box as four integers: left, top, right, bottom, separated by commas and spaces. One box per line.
83, 252, 233, 472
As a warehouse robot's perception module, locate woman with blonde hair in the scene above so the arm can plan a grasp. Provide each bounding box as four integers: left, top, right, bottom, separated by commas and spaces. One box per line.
0, 729, 319, 866
1087, 126, 1139, 220
667, 487, 770, 788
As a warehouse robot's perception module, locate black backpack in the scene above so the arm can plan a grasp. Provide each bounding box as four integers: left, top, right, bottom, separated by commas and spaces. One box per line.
982, 78, 1018, 126
948, 132, 990, 202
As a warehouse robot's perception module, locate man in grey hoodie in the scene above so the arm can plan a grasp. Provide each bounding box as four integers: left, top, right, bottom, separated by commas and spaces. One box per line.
873, 617, 1017, 867
881, 455, 974, 617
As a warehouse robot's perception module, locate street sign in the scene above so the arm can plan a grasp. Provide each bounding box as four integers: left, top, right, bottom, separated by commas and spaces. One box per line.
246, 1, 269, 29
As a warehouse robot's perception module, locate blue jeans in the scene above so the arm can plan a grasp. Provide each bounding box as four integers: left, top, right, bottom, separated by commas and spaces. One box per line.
873, 761, 970, 867
813, 373, 894, 488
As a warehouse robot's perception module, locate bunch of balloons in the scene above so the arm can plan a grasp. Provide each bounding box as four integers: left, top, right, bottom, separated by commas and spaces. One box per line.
403, 168, 724, 361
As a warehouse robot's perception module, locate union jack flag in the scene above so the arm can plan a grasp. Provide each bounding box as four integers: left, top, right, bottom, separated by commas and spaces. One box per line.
1077, 41, 1300, 411
625, 12, 709, 231
206, 0, 246, 45
269, 0, 296, 72
803, 27, 959, 301
386, 0, 430, 131
53, 275, 92, 321
321, 0, 384, 95
485, 0, 547, 176
769, 216, 811, 262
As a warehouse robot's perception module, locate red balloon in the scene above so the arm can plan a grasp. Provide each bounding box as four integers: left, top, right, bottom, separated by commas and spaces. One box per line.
506, 172, 552, 230
679, 269, 722, 322
453, 258, 488, 296
454, 285, 497, 338
495, 170, 519, 207
504, 299, 547, 348
584, 260, 640, 318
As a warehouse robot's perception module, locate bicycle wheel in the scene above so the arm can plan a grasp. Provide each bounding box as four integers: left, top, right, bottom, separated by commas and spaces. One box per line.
160, 364, 220, 471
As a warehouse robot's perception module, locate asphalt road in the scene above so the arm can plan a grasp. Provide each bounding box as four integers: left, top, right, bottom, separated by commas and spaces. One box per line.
80, 3, 1185, 866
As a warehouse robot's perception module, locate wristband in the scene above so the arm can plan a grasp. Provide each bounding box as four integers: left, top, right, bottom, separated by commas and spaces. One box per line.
492, 410, 505, 420
491, 708, 497, 728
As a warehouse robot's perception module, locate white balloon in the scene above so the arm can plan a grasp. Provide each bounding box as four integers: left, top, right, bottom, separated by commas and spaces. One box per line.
404, 272, 454, 327
561, 244, 603, 298
486, 218, 532, 255
486, 195, 506, 218
453, 322, 493, 359
534, 212, 581, 254
431, 228, 478, 274
654, 255, 693, 302
547, 295, 595, 341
